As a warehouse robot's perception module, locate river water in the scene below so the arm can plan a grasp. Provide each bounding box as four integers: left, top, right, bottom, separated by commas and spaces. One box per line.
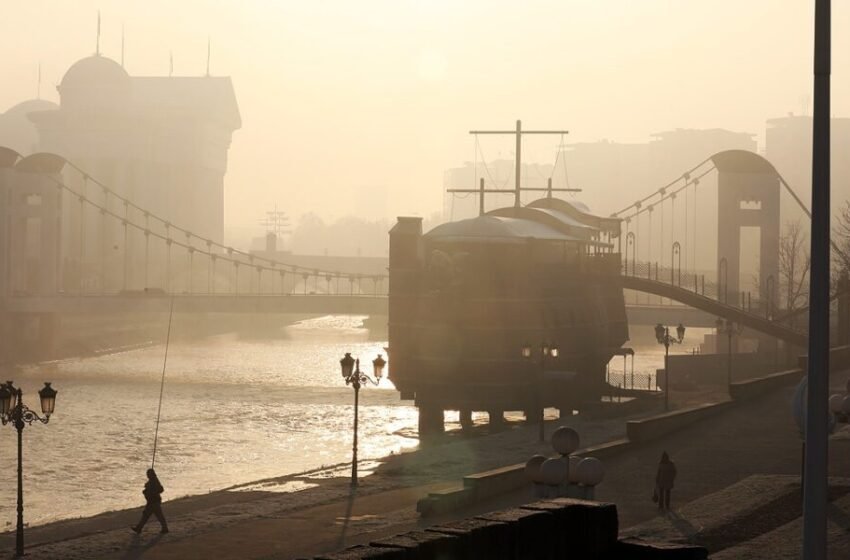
0, 315, 706, 528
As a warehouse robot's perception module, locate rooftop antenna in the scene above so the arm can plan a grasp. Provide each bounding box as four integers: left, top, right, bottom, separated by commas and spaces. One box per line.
96, 10, 101, 56
121, 24, 125, 68
36, 62, 41, 100
259, 205, 291, 238
206, 37, 211, 77
169, 51, 173, 77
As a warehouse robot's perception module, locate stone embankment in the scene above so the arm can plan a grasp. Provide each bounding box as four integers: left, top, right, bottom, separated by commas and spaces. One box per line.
318, 498, 706, 560
418, 365, 807, 517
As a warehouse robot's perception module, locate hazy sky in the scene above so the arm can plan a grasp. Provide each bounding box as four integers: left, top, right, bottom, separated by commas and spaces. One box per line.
2, 1, 849, 238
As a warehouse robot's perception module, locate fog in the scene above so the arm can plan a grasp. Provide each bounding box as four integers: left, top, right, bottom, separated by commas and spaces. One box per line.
3, 4, 850, 557
3, 0, 850, 249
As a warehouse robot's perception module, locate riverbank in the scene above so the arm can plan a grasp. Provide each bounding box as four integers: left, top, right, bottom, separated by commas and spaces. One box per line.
6, 361, 832, 559
2, 311, 321, 366
0, 399, 658, 559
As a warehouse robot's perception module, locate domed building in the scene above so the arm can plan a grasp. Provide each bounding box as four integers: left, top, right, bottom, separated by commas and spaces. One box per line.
27, 54, 241, 246
0, 98, 59, 155
56, 55, 132, 112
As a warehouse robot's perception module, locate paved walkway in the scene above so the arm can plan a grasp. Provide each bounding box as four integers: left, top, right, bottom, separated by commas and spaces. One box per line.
0, 404, 641, 559
6, 371, 848, 559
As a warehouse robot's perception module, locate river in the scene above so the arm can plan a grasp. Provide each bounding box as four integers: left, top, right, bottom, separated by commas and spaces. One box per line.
0, 315, 706, 527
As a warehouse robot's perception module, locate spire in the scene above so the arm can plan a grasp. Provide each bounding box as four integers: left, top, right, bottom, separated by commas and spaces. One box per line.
205, 37, 211, 77
169, 51, 173, 77
121, 24, 125, 67
96, 10, 101, 56
37, 62, 41, 100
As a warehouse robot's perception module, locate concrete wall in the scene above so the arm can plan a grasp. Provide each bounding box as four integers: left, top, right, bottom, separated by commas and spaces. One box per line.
418, 362, 807, 518
318, 498, 706, 559
665, 352, 777, 388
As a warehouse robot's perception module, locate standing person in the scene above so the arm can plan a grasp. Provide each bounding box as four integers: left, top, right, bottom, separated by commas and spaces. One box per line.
131, 469, 169, 534
655, 451, 677, 512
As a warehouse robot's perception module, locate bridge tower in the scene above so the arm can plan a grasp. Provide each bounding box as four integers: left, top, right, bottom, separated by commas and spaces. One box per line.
712, 150, 780, 311
0, 150, 64, 361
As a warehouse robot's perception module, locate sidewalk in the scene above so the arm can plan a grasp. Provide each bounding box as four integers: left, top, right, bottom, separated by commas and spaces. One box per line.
2, 402, 645, 559
6, 372, 830, 559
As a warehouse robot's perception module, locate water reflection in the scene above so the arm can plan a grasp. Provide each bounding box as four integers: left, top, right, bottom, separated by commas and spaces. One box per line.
0, 315, 416, 527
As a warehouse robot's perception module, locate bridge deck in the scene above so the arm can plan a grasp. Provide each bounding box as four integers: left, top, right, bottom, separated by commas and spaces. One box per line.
618, 275, 807, 345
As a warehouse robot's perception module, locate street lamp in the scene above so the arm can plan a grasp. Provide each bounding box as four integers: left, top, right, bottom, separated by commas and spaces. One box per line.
0, 380, 58, 558
339, 353, 385, 487
522, 342, 560, 442
654, 324, 685, 411
716, 318, 743, 394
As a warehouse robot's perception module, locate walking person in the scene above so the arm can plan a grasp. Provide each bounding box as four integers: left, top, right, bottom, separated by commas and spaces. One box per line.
131, 469, 169, 534
655, 451, 677, 512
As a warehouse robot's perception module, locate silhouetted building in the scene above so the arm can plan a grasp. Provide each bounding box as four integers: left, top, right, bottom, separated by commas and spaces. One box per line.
26, 54, 241, 244
389, 198, 624, 435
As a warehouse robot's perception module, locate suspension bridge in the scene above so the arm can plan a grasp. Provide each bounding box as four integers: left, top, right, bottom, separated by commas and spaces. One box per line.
0, 145, 836, 360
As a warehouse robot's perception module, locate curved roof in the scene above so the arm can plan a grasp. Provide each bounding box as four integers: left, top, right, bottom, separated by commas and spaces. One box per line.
15, 152, 66, 174
563, 199, 591, 213
59, 55, 130, 90
0, 147, 21, 168
528, 197, 620, 235
711, 150, 778, 176
522, 207, 596, 230
4, 99, 58, 117
425, 215, 580, 244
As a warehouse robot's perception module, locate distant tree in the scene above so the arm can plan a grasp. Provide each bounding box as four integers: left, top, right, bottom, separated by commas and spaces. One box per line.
778, 220, 810, 327
290, 213, 329, 255
834, 200, 850, 275
291, 213, 392, 257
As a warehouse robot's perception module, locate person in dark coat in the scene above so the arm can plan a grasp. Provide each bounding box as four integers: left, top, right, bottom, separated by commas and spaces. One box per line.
655, 451, 677, 512
131, 469, 169, 534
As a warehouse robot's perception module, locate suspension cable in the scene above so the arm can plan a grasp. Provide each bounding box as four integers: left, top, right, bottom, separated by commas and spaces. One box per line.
45, 175, 384, 284
49, 168, 384, 282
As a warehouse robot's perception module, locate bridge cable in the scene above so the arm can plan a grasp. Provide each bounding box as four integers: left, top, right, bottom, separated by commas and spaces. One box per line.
611, 156, 714, 217
59, 161, 380, 281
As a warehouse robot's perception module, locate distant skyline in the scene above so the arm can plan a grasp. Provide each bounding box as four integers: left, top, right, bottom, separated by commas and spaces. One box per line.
2, 1, 849, 240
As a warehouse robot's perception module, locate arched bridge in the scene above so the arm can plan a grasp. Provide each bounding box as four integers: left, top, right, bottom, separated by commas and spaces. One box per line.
618, 275, 806, 345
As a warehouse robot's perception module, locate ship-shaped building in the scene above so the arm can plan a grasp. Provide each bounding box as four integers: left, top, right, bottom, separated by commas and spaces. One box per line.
389, 195, 626, 436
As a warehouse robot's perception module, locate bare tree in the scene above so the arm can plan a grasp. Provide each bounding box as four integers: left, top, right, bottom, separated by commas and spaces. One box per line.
834, 200, 850, 275
778, 220, 810, 328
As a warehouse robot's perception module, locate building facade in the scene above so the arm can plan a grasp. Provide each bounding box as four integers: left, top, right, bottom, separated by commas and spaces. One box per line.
26, 54, 241, 244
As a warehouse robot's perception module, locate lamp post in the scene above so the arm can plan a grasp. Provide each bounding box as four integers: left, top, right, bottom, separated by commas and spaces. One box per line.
654, 324, 685, 411
522, 342, 559, 442
716, 318, 743, 394
0, 380, 58, 558
340, 353, 385, 487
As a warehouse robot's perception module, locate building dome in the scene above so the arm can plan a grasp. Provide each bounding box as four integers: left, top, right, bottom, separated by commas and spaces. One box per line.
59, 55, 130, 90
4, 99, 59, 117
57, 55, 131, 111
425, 215, 576, 244
0, 99, 59, 154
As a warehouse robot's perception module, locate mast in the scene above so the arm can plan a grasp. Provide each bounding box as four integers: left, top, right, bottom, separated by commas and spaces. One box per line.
449, 120, 578, 214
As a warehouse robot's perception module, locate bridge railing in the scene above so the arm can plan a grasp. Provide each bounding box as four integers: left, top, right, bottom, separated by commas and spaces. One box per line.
621, 260, 790, 321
